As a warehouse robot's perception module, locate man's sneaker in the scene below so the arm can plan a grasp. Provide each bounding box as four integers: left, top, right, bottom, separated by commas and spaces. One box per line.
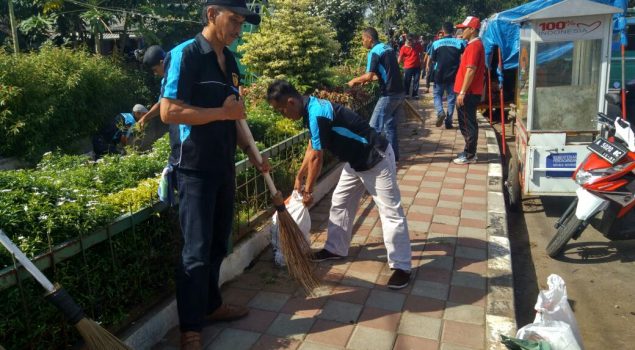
387, 269, 411, 289
311, 249, 344, 262
453, 154, 478, 165
435, 111, 446, 127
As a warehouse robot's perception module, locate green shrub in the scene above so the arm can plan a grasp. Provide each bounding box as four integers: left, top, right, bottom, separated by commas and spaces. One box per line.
0, 45, 150, 161
238, 0, 340, 88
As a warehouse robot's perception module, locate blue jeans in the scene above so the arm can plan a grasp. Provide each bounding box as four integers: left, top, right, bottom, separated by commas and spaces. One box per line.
433, 83, 456, 127
403, 68, 421, 97
175, 168, 235, 332
370, 95, 405, 161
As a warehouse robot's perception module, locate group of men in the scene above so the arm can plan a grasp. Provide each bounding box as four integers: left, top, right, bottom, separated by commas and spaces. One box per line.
120, 0, 486, 347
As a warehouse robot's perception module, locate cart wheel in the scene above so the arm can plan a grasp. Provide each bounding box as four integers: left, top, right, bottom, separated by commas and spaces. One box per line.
506, 152, 522, 212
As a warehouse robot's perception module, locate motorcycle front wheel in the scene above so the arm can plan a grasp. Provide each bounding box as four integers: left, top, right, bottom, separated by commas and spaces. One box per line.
546, 208, 584, 258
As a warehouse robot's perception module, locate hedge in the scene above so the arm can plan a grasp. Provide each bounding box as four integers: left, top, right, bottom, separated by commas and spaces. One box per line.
0, 45, 152, 161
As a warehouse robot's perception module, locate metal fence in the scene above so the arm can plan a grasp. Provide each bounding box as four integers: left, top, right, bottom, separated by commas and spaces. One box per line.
0, 95, 378, 349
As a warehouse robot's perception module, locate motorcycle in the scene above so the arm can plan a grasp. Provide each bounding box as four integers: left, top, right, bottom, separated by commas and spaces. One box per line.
546, 93, 635, 258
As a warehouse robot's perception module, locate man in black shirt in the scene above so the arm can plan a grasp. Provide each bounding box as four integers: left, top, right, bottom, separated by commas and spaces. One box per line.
348, 27, 405, 162
267, 80, 412, 290
430, 22, 466, 129
160, 1, 268, 348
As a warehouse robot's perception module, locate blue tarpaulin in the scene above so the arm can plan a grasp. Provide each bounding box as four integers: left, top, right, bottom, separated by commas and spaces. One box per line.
482, 0, 628, 80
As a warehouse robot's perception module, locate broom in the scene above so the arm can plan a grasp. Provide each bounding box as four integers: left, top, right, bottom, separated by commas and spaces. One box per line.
0, 230, 131, 350
237, 119, 320, 293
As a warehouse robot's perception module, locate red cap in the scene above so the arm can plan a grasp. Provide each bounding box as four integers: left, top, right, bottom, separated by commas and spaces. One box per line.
456, 16, 480, 30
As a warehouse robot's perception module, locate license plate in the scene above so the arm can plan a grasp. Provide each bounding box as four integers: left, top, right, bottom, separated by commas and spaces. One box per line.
587, 137, 628, 164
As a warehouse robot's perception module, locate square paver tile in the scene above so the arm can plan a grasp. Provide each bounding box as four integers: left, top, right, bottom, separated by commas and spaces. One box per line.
365, 289, 406, 312
347, 326, 396, 350
455, 246, 487, 261
318, 300, 363, 324
398, 312, 442, 340
442, 320, 485, 349
298, 342, 341, 350
411, 280, 449, 301
305, 319, 354, 348
266, 313, 315, 340
251, 334, 301, 350
329, 285, 370, 305
451, 271, 486, 290
393, 334, 439, 350
207, 328, 260, 350
357, 306, 401, 332
443, 303, 485, 325
249, 291, 291, 312
448, 286, 487, 307
280, 295, 327, 317
402, 294, 445, 318
228, 308, 278, 332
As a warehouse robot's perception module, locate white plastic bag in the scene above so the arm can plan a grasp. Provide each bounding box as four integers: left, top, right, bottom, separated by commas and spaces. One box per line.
271, 191, 311, 266
516, 274, 583, 350
516, 321, 580, 350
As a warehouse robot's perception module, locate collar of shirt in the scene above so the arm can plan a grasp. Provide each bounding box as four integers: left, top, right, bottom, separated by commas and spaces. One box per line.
468, 37, 481, 45
195, 32, 214, 54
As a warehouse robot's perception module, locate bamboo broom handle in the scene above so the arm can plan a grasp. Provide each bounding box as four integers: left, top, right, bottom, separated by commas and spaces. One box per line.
0, 230, 56, 293
237, 119, 278, 196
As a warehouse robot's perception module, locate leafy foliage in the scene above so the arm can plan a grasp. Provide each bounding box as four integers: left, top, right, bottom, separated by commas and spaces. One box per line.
0, 45, 151, 161
238, 0, 340, 88
308, 0, 368, 58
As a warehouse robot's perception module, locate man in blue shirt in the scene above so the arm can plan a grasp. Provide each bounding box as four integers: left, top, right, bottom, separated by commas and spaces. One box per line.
348, 27, 405, 162
267, 79, 412, 290
92, 104, 147, 159
430, 22, 466, 129
159, 1, 268, 348
137, 45, 166, 127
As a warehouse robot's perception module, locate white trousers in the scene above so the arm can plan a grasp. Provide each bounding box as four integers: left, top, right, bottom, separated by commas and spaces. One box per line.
324, 144, 412, 271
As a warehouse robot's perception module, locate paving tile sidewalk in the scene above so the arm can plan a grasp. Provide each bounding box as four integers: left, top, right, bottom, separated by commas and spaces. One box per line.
153, 93, 512, 350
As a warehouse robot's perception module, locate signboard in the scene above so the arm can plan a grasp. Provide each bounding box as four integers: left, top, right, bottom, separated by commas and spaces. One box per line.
546, 153, 577, 177
536, 16, 605, 42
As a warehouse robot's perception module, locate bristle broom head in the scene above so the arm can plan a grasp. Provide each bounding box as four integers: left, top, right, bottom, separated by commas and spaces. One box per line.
276, 210, 320, 294
75, 318, 131, 350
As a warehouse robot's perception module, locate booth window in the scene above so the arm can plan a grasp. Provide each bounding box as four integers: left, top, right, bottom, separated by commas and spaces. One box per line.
532, 39, 602, 131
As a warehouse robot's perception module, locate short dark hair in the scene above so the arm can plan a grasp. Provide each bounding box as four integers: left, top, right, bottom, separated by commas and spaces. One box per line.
406, 34, 415, 42
363, 27, 379, 42
267, 80, 302, 103
442, 22, 454, 35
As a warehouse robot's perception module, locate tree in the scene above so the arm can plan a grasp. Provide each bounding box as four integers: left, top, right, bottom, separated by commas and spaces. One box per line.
238, 0, 340, 89
308, 0, 369, 58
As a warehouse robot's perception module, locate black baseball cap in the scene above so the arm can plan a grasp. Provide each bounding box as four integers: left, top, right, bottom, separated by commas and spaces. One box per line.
205, 0, 261, 25
142, 45, 165, 67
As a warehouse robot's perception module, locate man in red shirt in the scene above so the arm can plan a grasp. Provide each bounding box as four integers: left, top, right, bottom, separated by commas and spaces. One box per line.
398, 34, 424, 98
453, 16, 486, 165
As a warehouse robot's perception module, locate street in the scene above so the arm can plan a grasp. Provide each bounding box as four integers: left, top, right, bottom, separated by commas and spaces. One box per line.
504, 141, 635, 349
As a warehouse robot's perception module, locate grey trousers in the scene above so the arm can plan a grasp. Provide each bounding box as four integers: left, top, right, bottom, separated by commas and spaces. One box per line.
324, 144, 412, 271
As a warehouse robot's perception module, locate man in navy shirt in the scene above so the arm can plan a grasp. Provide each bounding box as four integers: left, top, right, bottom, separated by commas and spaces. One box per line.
267, 79, 412, 290
348, 27, 405, 162
431, 22, 466, 129
92, 104, 147, 159
159, 1, 268, 348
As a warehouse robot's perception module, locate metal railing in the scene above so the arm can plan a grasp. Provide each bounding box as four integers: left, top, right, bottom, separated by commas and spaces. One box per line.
0, 93, 378, 349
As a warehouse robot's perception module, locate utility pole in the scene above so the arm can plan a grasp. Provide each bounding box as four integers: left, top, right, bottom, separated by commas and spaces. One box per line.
8, 0, 20, 53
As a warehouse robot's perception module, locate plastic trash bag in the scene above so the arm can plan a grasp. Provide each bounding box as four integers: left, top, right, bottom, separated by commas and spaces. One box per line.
515, 274, 583, 350
158, 164, 176, 206
516, 321, 580, 350
501, 335, 552, 350
271, 190, 311, 266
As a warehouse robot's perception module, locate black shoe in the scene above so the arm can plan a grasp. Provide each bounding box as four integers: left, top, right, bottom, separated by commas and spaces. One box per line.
311, 249, 344, 262
445, 124, 453, 129
387, 269, 411, 289
435, 111, 446, 127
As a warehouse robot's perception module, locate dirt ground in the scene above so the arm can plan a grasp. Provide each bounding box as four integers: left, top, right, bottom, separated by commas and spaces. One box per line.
494, 122, 635, 349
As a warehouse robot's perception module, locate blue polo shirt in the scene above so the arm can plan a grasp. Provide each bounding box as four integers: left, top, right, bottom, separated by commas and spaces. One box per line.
430, 36, 466, 85
161, 33, 240, 172
366, 43, 404, 97
303, 96, 388, 172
